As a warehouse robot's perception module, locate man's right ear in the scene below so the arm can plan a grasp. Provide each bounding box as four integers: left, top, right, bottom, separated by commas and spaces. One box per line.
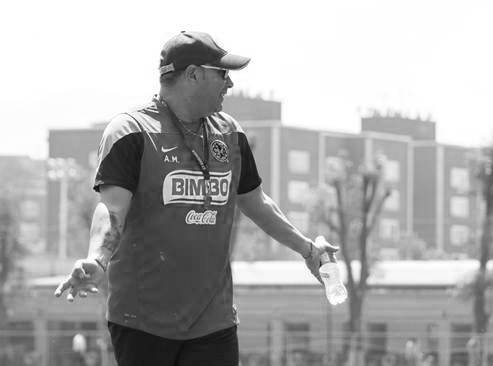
183, 65, 200, 82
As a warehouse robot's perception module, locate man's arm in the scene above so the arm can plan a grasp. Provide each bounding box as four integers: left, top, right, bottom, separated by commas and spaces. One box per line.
54, 185, 132, 301
87, 185, 132, 269
236, 185, 338, 283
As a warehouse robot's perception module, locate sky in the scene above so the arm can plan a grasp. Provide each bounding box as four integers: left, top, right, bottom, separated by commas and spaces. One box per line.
1, 0, 492, 158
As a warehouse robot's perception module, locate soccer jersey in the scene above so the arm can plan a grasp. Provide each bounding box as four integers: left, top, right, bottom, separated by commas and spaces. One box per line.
94, 97, 261, 339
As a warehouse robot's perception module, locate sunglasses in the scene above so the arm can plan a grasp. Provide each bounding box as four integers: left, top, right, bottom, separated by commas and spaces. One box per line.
201, 65, 229, 80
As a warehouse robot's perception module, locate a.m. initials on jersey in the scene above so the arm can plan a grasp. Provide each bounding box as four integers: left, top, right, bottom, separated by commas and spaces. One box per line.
162, 170, 232, 206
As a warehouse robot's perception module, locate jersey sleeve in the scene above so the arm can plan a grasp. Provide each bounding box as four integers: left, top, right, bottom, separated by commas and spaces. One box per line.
237, 132, 262, 194
93, 114, 144, 193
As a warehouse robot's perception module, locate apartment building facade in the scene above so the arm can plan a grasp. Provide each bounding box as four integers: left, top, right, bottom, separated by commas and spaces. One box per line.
240, 122, 413, 258
362, 114, 480, 256
413, 142, 480, 256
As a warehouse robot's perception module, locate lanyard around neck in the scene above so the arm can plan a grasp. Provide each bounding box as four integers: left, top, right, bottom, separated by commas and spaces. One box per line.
155, 97, 212, 206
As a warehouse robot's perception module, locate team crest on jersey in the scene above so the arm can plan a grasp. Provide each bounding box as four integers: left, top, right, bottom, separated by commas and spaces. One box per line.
210, 140, 229, 163
162, 169, 231, 206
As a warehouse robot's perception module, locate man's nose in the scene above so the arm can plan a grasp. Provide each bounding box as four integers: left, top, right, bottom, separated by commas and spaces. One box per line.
226, 75, 233, 88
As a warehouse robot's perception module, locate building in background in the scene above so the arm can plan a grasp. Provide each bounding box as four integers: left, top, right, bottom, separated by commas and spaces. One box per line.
361, 112, 436, 140
222, 92, 282, 121
362, 112, 480, 258
412, 142, 480, 258
240, 120, 413, 259
44, 98, 480, 261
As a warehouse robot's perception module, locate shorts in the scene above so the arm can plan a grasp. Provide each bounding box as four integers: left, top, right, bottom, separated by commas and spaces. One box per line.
108, 322, 239, 366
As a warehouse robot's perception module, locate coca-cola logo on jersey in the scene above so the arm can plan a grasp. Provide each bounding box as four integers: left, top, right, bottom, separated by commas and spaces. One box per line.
185, 210, 217, 225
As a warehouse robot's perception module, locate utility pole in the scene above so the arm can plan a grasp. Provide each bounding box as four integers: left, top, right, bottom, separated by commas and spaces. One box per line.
47, 158, 79, 259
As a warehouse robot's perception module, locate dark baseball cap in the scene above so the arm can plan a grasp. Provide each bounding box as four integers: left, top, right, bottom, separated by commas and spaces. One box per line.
159, 31, 251, 75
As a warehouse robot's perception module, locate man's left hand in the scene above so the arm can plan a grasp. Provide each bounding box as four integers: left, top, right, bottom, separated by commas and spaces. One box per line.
304, 236, 339, 284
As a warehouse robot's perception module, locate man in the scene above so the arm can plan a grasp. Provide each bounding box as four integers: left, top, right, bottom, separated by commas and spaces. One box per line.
55, 31, 338, 366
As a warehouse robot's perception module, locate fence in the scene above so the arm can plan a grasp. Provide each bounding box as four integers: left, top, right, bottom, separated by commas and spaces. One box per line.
0, 328, 112, 366
2, 326, 493, 366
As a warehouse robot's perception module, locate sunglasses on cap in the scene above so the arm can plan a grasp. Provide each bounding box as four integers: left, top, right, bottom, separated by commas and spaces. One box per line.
201, 65, 229, 80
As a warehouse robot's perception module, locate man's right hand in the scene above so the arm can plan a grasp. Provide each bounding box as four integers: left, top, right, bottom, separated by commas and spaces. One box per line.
54, 259, 105, 302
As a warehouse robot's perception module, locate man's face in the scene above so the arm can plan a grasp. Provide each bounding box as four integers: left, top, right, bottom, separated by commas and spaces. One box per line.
197, 66, 233, 115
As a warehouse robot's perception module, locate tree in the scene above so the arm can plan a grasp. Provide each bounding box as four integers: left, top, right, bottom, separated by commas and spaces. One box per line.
0, 157, 40, 361
0, 189, 30, 320
456, 147, 493, 366
0, 194, 25, 361
309, 153, 391, 366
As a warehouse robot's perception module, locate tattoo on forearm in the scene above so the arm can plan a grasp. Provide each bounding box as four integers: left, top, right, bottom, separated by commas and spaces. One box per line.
101, 211, 122, 253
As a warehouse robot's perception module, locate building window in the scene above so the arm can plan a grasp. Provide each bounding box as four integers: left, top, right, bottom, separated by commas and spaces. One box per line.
450, 196, 469, 218
288, 150, 310, 174
384, 160, 400, 183
450, 167, 470, 192
450, 225, 470, 246
287, 211, 309, 233
384, 190, 400, 212
288, 181, 310, 204
379, 219, 400, 241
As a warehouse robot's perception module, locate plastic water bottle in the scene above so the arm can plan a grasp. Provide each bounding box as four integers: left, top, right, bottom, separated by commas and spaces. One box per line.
317, 236, 348, 305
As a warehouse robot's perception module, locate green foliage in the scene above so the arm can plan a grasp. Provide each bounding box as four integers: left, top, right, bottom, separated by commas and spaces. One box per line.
307, 153, 391, 263
0, 196, 26, 284
307, 152, 391, 365
0, 195, 25, 325
455, 144, 493, 339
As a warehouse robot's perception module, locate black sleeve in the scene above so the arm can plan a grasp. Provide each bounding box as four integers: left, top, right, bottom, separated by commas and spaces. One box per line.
93, 125, 144, 194
237, 132, 262, 194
